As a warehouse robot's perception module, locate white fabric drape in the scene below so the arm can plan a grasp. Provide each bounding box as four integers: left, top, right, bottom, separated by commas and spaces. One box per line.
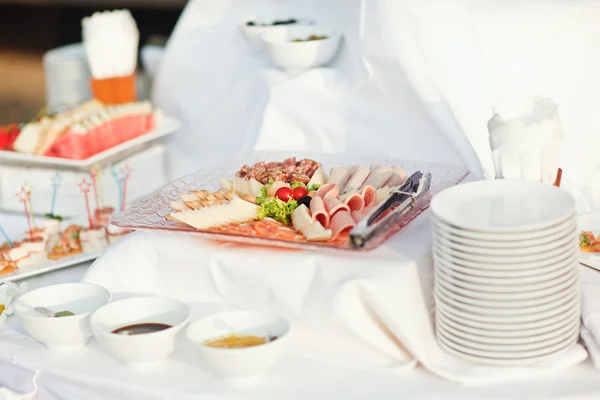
154, 0, 600, 213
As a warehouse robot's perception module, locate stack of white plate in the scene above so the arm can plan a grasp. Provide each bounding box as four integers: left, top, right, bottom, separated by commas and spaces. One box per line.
43, 43, 92, 115
429, 179, 580, 366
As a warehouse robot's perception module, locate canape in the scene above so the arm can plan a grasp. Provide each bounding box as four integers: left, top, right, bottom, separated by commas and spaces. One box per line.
94, 207, 115, 227
80, 225, 108, 253
20, 237, 48, 264
43, 216, 62, 249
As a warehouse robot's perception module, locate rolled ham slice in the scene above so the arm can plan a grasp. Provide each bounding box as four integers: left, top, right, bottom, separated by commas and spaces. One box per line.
330, 210, 356, 239
386, 166, 408, 187
362, 185, 377, 207
310, 195, 330, 228
342, 165, 371, 194
360, 166, 394, 190
324, 196, 351, 217
343, 191, 364, 212
351, 210, 365, 223
316, 183, 339, 199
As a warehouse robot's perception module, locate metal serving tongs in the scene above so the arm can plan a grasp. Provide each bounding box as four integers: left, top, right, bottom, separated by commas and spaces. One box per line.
349, 171, 432, 249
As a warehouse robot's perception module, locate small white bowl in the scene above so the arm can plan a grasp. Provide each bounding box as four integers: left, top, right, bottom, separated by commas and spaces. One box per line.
90, 296, 190, 368
239, 17, 313, 50
186, 310, 291, 380
13, 282, 110, 351
261, 25, 342, 73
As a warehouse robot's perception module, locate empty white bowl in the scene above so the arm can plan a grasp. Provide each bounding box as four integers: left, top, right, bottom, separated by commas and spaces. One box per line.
90, 296, 190, 368
261, 25, 342, 73
13, 282, 110, 351
186, 310, 291, 380
239, 17, 313, 50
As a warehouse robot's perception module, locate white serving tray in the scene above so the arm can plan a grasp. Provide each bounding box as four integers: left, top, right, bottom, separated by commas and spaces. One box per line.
0, 250, 101, 284
0, 116, 180, 171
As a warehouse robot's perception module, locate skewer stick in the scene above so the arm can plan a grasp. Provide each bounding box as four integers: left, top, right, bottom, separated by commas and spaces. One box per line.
50, 172, 62, 216
78, 179, 93, 228
17, 186, 33, 240
0, 226, 13, 247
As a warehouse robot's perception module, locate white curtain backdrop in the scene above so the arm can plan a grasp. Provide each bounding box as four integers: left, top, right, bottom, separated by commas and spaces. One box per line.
153, 0, 600, 213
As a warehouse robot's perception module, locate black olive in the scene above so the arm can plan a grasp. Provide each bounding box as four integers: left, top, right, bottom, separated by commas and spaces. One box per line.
298, 196, 312, 208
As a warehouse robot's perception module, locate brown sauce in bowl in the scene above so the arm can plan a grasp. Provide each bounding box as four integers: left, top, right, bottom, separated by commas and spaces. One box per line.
112, 323, 172, 335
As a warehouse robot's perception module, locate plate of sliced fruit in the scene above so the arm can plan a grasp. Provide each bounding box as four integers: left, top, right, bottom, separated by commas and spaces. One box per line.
110, 152, 469, 252
0, 100, 179, 170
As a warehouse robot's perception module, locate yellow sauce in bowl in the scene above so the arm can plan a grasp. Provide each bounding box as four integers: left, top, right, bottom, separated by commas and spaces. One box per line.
204, 334, 267, 349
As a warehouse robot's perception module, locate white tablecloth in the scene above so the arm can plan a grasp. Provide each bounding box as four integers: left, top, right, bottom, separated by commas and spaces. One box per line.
1, 210, 600, 399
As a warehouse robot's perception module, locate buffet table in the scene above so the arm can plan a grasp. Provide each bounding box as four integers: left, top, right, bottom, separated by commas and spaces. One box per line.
2, 209, 600, 400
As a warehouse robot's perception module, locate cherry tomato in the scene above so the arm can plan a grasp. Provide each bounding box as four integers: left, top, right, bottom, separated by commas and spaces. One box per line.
275, 187, 294, 202
293, 186, 308, 200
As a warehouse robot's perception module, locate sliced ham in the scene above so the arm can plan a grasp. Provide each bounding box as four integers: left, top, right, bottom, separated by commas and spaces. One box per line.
330, 210, 356, 239
310, 195, 330, 228
342, 165, 371, 194
386, 166, 408, 187
351, 210, 365, 223
362, 185, 378, 207
316, 183, 339, 199
360, 166, 394, 190
343, 191, 364, 212
324, 196, 351, 216
327, 167, 348, 185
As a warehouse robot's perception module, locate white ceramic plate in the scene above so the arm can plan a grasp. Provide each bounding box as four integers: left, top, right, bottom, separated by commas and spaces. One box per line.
437, 336, 577, 366
436, 329, 578, 365
434, 276, 578, 311
436, 300, 580, 332
432, 219, 577, 249
434, 254, 577, 282
431, 213, 576, 242
435, 264, 578, 295
433, 246, 576, 273
436, 316, 579, 352
431, 180, 575, 233
434, 289, 579, 323
0, 117, 180, 171
433, 241, 576, 264
436, 309, 580, 341
432, 229, 577, 256
435, 272, 578, 307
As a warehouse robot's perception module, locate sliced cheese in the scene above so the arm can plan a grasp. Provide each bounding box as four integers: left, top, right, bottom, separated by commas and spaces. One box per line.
220, 178, 233, 190
292, 204, 313, 232
248, 178, 263, 196
307, 166, 327, 187
302, 221, 333, 241
170, 197, 258, 230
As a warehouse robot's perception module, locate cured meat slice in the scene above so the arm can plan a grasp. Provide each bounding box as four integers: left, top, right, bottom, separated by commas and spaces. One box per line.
316, 183, 339, 199
327, 167, 348, 186
310, 195, 330, 228
351, 210, 365, 223
343, 191, 364, 212
330, 210, 356, 239
362, 185, 377, 207
386, 166, 408, 187
324, 196, 351, 216
360, 166, 394, 190
342, 165, 371, 194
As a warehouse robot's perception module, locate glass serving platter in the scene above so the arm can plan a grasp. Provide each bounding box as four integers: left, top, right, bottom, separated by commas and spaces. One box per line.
110, 152, 469, 251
